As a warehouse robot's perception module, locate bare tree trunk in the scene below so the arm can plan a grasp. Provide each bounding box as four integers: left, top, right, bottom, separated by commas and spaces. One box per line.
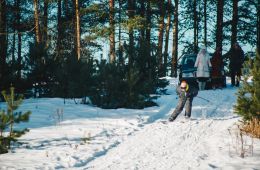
257, 1, 260, 53
127, 0, 135, 102
216, 0, 223, 53
171, 0, 178, 77
139, 0, 146, 70
16, 0, 22, 79
12, 32, 15, 62
231, 0, 238, 46
0, 0, 7, 82
109, 0, 115, 63
57, 0, 62, 58
146, 0, 152, 81
33, 0, 41, 44
75, 0, 81, 60
163, 0, 172, 76
140, 1, 145, 40
65, 0, 69, 17
146, 0, 151, 50
158, 0, 165, 76
203, 0, 207, 47
128, 0, 135, 67
18, 33, 22, 79
193, 0, 198, 53
118, 0, 123, 64
43, 0, 48, 47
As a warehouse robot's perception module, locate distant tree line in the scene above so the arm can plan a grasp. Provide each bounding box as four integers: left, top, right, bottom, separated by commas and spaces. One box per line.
0, 0, 259, 108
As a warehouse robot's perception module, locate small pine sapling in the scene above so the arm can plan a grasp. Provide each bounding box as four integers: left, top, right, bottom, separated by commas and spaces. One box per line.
0, 87, 31, 154
235, 50, 260, 138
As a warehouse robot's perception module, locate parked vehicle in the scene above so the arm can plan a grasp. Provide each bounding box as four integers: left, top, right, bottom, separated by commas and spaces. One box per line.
178, 54, 198, 87
178, 54, 226, 89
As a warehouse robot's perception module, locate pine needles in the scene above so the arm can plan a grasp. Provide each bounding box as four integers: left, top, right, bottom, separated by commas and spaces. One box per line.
234, 49, 260, 139
0, 86, 31, 154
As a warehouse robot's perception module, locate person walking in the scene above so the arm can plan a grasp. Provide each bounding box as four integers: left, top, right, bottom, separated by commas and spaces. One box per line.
211, 47, 223, 89
169, 80, 198, 122
229, 43, 244, 87
194, 46, 212, 90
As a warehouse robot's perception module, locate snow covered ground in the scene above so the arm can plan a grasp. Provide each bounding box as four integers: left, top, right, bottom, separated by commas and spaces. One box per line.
0, 78, 259, 170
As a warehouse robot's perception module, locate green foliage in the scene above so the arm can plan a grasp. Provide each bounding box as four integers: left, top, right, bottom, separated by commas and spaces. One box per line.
52, 55, 97, 99
0, 87, 31, 154
235, 50, 260, 120
90, 61, 129, 108
237, 1, 258, 46
0, 110, 10, 135
122, 15, 146, 31
90, 42, 169, 109
26, 43, 57, 97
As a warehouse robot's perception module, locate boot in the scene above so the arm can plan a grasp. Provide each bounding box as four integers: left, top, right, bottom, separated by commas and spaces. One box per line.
198, 82, 203, 91
169, 115, 177, 122
201, 82, 206, 90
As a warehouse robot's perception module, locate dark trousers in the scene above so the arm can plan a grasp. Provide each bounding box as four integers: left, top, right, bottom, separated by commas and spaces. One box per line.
170, 96, 193, 119
212, 77, 222, 88
231, 69, 241, 86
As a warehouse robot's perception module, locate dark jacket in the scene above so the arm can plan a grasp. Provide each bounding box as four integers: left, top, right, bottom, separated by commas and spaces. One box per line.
176, 85, 198, 98
229, 47, 244, 72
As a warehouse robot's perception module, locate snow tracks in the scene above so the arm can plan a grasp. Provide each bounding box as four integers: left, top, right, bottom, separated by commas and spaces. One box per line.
85, 118, 239, 170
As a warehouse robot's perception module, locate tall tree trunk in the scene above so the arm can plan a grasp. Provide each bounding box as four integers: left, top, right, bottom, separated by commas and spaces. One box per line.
158, 0, 165, 76
146, 0, 151, 50
0, 0, 7, 83
43, 0, 48, 47
57, 0, 62, 58
128, 0, 134, 67
18, 33, 22, 79
11, 28, 15, 86
33, 0, 41, 44
193, 0, 198, 53
163, 0, 172, 76
171, 0, 178, 77
257, 1, 260, 53
64, 0, 69, 18
139, 0, 146, 70
216, 0, 223, 53
109, 0, 115, 63
140, 1, 145, 40
127, 0, 135, 102
12, 32, 16, 63
118, 0, 123, 64
75, 0, 81, 60
146, 0, 152, 81
203, 0, 207, 47
16, 0, 22, 79
231, 0, 238, 46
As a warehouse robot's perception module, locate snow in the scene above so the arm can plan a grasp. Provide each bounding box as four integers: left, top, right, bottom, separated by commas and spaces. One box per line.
0, 77, 259, 170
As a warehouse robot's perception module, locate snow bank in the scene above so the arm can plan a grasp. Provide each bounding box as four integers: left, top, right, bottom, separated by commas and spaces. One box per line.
0, 77, 259, 170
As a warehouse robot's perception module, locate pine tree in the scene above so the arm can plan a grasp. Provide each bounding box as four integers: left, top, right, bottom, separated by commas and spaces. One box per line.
0, 87, 31, 154
235, 50, 260, 121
